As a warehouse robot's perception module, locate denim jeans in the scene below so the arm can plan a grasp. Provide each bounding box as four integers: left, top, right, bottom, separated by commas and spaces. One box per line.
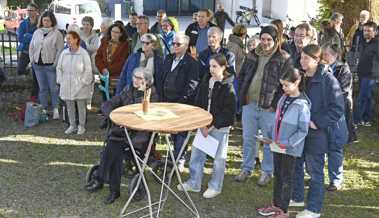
292, 152, 325, 213
186, 127, 229, 192
241, 101, 274, 175
172, 131, 189, 159
327, 144, 344, 187
273, 153, 297, 213
33, 64, 59, 109
354, 78, 376, 123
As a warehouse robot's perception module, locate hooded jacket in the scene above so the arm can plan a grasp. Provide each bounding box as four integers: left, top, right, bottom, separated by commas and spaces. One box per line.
269, 93, 311, 157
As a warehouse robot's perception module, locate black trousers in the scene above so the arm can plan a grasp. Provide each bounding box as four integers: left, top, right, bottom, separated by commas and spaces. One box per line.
17, 52, 39, 97
98, 138, 124, 192
273, 152, 298, 213
345, 99, 357, 142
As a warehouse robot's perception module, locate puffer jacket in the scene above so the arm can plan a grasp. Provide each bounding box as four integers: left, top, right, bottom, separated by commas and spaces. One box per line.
17, 18, 37, 52
269, 93, 311, 157
238, 48, 291, 109
29, 27, 64, 66
195, 72, 236, 129
56, 47, 93, 100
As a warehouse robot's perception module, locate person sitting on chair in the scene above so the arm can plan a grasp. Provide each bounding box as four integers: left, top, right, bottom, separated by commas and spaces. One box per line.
85, 67, 158, 205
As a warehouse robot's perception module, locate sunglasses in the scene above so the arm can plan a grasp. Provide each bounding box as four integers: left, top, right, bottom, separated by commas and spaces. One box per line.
173, 42, 183, 47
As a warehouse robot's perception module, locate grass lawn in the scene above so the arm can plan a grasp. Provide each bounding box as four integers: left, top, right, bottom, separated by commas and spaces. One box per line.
0, 108, 378, 218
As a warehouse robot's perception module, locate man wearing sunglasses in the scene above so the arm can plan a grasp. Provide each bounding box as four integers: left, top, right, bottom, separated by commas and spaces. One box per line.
157, 33, 200, 171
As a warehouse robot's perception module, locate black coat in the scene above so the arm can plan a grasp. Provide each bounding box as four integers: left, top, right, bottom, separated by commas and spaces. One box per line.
198, 47, 236, 81
159, 53, 200, 104
185, 22, 216, 48
214, 11, 235, 31
332, 61, 353, 103
195, 72, 236, 129
357, 36, 379, 79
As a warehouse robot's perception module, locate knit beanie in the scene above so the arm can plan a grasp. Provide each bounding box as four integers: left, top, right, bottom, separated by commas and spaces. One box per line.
260, 25, 278, 42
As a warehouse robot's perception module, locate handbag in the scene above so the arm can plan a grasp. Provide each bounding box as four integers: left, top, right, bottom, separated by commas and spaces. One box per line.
24, 102, 43, 128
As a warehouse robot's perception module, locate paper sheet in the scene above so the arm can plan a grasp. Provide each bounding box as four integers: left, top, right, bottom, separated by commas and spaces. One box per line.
134, 108, 179, 121
192, 129, 219, 158
270, 142, 286, 154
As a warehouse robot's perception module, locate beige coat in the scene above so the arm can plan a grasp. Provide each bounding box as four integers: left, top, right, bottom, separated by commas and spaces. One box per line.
226, 34, 246, 76
29, 27, 64, 66
56, 47, 93, 100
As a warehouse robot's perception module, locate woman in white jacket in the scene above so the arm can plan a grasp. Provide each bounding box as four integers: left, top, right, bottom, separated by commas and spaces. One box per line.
56, 31, 93, 134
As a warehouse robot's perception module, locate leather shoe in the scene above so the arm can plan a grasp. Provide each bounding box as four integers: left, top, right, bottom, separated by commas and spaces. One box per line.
104, 191, 120, 204
86, 180, 103, 193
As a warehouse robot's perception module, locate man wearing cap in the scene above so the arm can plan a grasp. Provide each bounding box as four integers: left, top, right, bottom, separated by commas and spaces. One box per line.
234, 25, 291, 185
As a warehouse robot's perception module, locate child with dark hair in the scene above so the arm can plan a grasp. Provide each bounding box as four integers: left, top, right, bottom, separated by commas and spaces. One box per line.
257, 66, 311, 218
177, 54, 236, 199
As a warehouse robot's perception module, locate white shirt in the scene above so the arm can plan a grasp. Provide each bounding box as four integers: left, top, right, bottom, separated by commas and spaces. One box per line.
170, 54, 185, 71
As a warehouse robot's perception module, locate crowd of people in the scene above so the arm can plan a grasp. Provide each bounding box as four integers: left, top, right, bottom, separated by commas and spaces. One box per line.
15, 2, 379, 218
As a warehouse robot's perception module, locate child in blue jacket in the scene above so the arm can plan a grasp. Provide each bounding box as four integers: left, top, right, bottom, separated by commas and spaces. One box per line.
257, 66, 311, 218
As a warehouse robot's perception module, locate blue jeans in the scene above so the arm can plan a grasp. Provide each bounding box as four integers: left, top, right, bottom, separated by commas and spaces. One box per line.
292, 152, 325, 213
354, 78, 376, 123
172, 131, 188, 159
187, 128, 229, 192
241, 102, 274, 175
33, 64, 59, 109
327, 144, 344, 187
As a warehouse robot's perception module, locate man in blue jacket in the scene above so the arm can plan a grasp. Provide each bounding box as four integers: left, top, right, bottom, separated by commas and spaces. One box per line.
16, 3, 39, 97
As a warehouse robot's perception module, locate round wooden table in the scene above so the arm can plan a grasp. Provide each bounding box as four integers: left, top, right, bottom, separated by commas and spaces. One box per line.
110, 102, 213, 134
110, 102, 212, 218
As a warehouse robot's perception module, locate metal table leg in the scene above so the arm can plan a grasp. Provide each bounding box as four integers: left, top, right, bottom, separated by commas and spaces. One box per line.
119, 129, 156, 218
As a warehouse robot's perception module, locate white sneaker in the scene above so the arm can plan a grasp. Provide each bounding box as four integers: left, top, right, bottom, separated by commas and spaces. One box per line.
65, 126, 77, 134
53, 108, 59, 120
177, 183, 200, 193
296, 209, 321, 218
289, 200, 305, 207
202, 188, 221, 199
77, 126, 86, 135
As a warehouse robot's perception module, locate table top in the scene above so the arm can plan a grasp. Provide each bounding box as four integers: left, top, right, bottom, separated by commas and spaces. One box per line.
110, 102, 213, 134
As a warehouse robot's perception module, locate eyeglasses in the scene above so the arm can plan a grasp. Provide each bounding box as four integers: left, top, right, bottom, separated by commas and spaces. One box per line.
136, 22, 147, 25
111, 30, 121, 34
173, 42, 183, 47
141, 41, 151, 45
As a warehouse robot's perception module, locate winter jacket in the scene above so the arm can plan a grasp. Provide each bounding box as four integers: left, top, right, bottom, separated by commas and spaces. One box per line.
116, 50, 164, 95
56, 47, 93, 100
185, 22, 216, 48
303, 64, 345, 154
269, 93, 311, 157
287, 42, 301, 70
29, 27, 64, 66
158, 53, 199, 104
214, 11, 235, 31
80, 31, 100, 73
17, 18, 37, 53
195, 72, 236, 129
238, 48, 291, 109
125, 23, 137, 38
198, 47, 236, 80
357, 36, 379, 79
95, 38, 129, 79
226, 34, 246, 76
330, 61, 353, 103
319, 28, 343, 50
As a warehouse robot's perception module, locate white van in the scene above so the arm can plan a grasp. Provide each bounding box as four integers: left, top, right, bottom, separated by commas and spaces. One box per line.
49, 0, 102, 31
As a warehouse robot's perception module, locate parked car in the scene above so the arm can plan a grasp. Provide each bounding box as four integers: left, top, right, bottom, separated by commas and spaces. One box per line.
48, 0, 102, 31
4, 7, 27, 33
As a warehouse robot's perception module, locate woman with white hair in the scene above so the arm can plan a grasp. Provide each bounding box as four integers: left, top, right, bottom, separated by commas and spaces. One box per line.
116, 33, 164, 95
85, 67, 158, 204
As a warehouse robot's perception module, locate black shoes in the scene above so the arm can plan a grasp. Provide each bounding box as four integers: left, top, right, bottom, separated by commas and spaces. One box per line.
104, 191, 120, 204
85, 179, 104, 193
